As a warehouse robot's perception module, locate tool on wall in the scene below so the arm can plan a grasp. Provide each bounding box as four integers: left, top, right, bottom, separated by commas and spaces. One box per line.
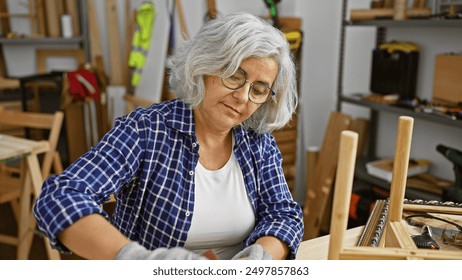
263, 0, 281, 29
437, 144, 462, 203
205, 0, 218, 21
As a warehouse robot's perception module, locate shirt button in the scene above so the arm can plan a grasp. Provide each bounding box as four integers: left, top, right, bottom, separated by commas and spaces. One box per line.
192, 142, 197, 148
185, 211, 190, 217
189, 171, 194, 176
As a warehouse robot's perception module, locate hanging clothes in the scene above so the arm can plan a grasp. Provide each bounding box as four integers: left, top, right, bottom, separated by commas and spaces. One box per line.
128, 1, 156, 87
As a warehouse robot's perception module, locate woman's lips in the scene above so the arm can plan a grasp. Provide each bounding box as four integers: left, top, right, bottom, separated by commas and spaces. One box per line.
223, 103, 240, 115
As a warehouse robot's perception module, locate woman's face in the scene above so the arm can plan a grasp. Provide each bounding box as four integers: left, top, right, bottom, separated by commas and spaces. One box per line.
197, 57, 278, 132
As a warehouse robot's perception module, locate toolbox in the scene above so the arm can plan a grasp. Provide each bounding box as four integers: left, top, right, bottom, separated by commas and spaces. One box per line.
370, 41, 419, 99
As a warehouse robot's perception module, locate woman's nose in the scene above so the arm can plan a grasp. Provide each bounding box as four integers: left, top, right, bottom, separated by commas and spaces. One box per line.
233, 80, 251, 103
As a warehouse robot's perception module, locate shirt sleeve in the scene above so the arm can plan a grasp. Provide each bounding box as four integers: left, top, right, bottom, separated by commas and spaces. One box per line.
244, 134, 304, 260
33, 111, 145, 252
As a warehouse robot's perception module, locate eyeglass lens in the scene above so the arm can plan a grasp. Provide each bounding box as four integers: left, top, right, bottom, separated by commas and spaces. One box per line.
222, 68, 273, 104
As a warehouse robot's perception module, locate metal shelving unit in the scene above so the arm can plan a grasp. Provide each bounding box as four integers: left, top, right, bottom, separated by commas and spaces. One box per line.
0, 37, 84, 45
347, 18, 462, 27
337, 0, 462, 200
340, 95, 462, 129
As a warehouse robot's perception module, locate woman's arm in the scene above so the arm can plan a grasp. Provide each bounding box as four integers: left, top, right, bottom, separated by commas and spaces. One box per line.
256, 236, 289, 260
58, 214, 130, 259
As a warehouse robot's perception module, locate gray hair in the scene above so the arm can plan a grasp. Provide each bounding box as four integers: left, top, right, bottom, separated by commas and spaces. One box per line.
168, 12, 298, 133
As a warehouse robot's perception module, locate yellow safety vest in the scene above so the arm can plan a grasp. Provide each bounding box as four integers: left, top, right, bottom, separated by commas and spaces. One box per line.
129, 1, 156, 87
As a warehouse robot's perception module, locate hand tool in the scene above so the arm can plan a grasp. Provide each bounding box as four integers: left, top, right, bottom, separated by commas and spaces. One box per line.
263, 0, 281, 29
437, 144, 462, 203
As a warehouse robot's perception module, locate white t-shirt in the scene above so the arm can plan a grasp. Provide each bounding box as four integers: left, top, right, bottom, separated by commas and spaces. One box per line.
184, 151, 255, 260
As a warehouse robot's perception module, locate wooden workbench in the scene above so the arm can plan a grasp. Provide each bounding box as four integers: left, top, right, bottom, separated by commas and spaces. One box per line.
296, 226, 364, 260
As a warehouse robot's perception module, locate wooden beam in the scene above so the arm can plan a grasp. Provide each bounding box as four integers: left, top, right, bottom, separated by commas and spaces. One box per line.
0, 0, 10, 35
176, 0, 188, 40
340, 246, 462, 260
388, 116, 414, 223
105, 0, 124, 85
87, 0, 103, 67
44, 0, 60, 37
36, 0, 46, 36
327, 131, 358, 260
64, 0, 80, 36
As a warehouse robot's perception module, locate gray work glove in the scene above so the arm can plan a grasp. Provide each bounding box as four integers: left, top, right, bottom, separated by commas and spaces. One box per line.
115, 241, 206, 260
232, 244, 272, 260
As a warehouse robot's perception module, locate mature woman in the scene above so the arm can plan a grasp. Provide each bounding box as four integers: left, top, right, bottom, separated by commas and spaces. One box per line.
34, 12, 303, 260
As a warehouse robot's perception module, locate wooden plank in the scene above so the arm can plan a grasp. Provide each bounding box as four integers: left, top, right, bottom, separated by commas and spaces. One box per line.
0, 0, 10, 35
0, 78, 19, 89
273, 129, 297, 143
403, 203, 462, 215
16, 157, 31, 259
350, 118, 368, 157
36, 0, 46, 36
303, 111, 352, 240
277, 142, 297, 155
206, 0, 217, 19
64, 0, 80, 36
0, 44, 9, 78
281, 154, 296, 165
64, 102, 88, 162
339, 246, 462, 260
176, 0, 189, 40
27, 0, 37, 35
44, 0, 60, 37
296, 226, 364, 260
387, 116, 414, 223
305, 147, 319, 208
1, 110, 55, 129
327, 131, 358, 260
385, 220, 417, 250
122, 0, 132, 87
278, 17, 302, 32
87, 0, 103, 67
105, 0, 123, 85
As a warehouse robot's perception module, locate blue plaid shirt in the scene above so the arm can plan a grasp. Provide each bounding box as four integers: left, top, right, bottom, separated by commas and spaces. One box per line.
33, 99, 303, 259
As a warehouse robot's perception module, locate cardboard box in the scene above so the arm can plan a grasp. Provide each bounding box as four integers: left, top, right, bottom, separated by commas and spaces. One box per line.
433, 54, 462, 105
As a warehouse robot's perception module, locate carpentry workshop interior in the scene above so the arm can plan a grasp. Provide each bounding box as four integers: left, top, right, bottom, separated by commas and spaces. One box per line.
0, 0, 461, 260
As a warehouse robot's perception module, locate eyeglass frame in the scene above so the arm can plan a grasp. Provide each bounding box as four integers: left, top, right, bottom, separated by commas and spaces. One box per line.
220, 67, 276, 104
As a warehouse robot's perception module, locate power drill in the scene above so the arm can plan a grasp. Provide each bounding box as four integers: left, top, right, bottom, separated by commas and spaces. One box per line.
437, 144, 462, 203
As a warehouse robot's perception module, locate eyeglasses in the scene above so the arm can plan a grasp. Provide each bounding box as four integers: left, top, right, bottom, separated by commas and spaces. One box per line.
221, 68, 275, 104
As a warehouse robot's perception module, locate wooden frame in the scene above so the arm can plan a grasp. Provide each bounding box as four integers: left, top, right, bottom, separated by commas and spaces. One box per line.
358, 198, 462, 249
36, 48, 85, 73
328, 116, 462, 260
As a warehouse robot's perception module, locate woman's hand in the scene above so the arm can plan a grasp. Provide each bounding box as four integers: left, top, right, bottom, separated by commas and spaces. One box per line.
115, 242, 206, 260
231, 243, 272, 260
